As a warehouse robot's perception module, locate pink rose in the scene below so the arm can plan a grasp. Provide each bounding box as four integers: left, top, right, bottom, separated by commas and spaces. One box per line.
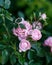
41, 13, 47, 20
19, 39, 31, 52
44, 37, 52, 47
13, 27, 28, 40
44, 37, 52, 52
31, 29, 42, 41
51, 47, 52, 52
32, 21, 42, 30
19, 18, 32, 35
19, 18, 32, 30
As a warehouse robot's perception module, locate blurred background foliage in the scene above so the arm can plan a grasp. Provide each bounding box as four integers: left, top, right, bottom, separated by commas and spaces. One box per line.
0, 0, 52, 65
9, 0, 52, 33
9, 0, 52, 23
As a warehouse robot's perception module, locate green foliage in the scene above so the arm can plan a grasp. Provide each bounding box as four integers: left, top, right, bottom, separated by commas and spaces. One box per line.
0, 0, 52, 65
10, 53, 16, 65
0, 50, 9, 65
0, 0, 11, 9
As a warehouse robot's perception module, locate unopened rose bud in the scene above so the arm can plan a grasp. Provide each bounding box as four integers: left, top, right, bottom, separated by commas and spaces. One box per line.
41, 13, 47, 20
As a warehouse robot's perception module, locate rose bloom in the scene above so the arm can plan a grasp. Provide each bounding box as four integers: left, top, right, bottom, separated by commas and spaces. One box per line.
13, 27, 28, 40
32, 21, 42, 30
44, 37, 52, 52
31, 29, 42, 41
19, 39, 31, 52
41, 13, 47, 20
44, 37, 52, 47
19, 18, 32, 30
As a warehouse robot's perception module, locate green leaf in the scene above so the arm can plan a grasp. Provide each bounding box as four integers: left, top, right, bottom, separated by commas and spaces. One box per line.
31, 43, 41, 54
29, 60, 42, 65
31, 43, 45, 57
14, 51, 25, 65
43, 21, 48, 26
28, 49, 36, 60
1, 50, 9, 65
18, 11, 24, 18
0, 16, 3, 23
5, 11, 13, 21
16, 63, 21, 65
45, 53, 52, 64
0, 55, 2, 64
3, 34, 8, 42
17, 53, 25, 65
24, 62, 28, 65
10, 53, 16, 65
29, 60, 35, 65
0, 0, 11, 9
4, 0, 11, 9
41, 30, 51, 36
19, 23, 26, 29
0, 0, 4, 6
0, 44, 6, 50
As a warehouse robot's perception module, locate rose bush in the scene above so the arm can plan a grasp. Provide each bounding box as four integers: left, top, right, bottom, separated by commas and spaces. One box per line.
0, 0, 52, 65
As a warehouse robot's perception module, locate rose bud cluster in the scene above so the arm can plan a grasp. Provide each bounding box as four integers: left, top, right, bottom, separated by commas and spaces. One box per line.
44, 37, 52, 52
13, 17, 43, 52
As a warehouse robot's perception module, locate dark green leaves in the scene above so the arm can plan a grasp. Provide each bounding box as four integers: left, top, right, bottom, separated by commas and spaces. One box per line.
31, 43, 41, 54
0, 0, 11, 9
15, 51, 26, 65
29, 60, 35, 65
0, 16, 3, 24
5, 10, 13, 21
0, 0, 4, 6
10, 53, 16, 65
4, 0, 11, 9
18, 11, 24, 18
1, 50, 9, 65
29, 60, 42, 65
28, 49, 36, 60
18, 54, 25, 65
3, 34, 8, 42
0, 44, 5, 50
45, 52, 52, 64
19, 23, 26, 29
31, 42, 45, 57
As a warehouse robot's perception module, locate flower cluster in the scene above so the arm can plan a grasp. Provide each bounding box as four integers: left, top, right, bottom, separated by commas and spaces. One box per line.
13, 18, 42, 52
13, 13, 51, 52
